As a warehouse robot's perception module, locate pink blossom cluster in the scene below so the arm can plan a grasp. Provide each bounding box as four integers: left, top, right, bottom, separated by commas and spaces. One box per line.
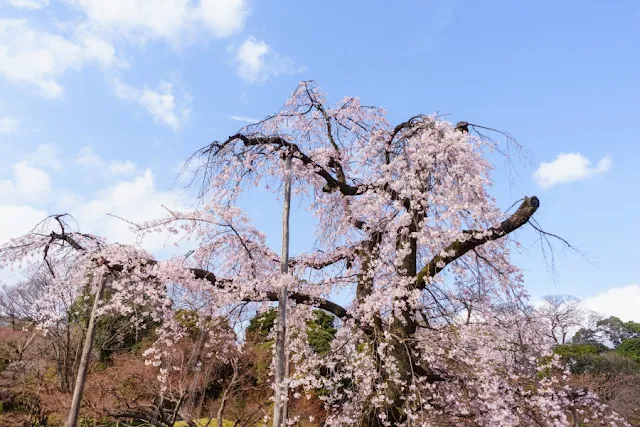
0, 82, 629, 426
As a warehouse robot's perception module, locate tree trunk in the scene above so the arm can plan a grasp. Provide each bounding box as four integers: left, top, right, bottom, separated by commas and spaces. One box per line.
273, 151, 292, 427
384, 232, 418, 424
66, 273, 107, 427
217, 359, 239, 427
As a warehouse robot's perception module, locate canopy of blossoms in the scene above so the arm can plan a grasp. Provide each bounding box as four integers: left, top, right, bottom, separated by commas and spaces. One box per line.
0, 82, 628, 426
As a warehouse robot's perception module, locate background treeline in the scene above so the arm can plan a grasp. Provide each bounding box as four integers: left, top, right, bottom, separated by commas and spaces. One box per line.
0, 272, 334, 426
1, 277, 638, 426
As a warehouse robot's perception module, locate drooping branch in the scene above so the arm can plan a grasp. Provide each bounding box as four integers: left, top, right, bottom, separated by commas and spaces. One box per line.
416, 196, 540, 289
290, 243, 359, 270
203, 134, 363, 196
302, 82, 348, 186
122, 263, 350, 319
42, 228, 350, 319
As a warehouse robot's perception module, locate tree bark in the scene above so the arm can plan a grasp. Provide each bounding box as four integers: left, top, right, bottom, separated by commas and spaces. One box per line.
273, 151, 292, 427
67, 273, 107, 427
217, 359, 239, 427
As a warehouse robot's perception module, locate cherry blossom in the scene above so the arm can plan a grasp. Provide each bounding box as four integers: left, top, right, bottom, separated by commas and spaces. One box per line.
0, 82, 629, 426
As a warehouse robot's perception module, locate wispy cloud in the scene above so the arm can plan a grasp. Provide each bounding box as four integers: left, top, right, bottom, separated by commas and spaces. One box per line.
110, 160, 136, 176
64, 0, 248, 44
0, 19, 121, 97
5, 0, 49, 10
113, 79, 191, 130
533, 152, 612, 189
0, 161, 52, 203
0, 116, 18, 133
29, 144, 62, 170
235, 36, 305, 83
229, 115, 260, 124
582, 284, 640, 322
76, 146, 137, 176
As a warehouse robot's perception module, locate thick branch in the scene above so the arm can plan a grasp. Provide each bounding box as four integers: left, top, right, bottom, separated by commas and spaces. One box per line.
214, 134, 362, 196
49, 231, 84, 251
46, 232, 350, 319
290, 244, 358, 270
303, 83, 348, 185
416, 196, 540, 289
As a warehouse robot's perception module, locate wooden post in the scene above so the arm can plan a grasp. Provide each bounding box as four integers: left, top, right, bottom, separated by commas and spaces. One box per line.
67, 273, 107, 427
282, 352, 290, 423
272, 150, 292, 427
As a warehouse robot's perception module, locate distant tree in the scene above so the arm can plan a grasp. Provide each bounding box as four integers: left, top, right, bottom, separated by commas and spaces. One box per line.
572, 327, 600, 345
538, 295, 585, 344
306, 310, 337, 355
246, 309, 278, 343
596, 316, 640, 347
247, 308, 337, 355
616, 338, 640, 363
554, 343, 608, 359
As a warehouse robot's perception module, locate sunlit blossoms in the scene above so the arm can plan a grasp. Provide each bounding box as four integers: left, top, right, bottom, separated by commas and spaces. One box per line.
0, 82, 629, 426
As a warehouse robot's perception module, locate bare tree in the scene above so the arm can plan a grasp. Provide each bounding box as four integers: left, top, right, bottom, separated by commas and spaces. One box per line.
538, 295, 585, 345
0, 269, 81, 391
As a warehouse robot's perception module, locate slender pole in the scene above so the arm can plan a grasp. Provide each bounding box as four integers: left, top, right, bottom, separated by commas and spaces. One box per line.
282, 352, 290, 422
67, 273, 107, 427
272, 151, 292, 427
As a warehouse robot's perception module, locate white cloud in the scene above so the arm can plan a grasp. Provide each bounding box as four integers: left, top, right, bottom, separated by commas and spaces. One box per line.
0, 19, 120, 97
67, 169, 188, 252
11, 162, 52, 202
0, 147, 191, 284
0, 201, 49, 285
0, 204, 47, 245
30, 144, 62, 170
113, 79, 191, 130
0, 162, 51, 206
110, 160, 136, 175
76, 146, 103, 168
197, 0, 248, 38
582, 284, 640, 322
76, 146, 137, 176
0, 117, 18, 134
0, 164, 188, 254
64, 0, 248, 44
236, 37, 269, 81
229, 115, 260, 124
235, 36, 305, 83
534, 152, 612, 189
5, 0, 49, 10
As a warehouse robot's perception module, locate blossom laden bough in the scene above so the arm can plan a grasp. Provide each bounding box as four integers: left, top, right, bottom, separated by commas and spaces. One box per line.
0, 81, 629, 426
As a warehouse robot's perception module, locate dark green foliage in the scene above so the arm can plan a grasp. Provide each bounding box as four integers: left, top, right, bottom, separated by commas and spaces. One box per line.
554, 343, 640, 376
246, 309, 278, 342
94, 314, 155, 363
70, 290, 156, 363
572, 327, 600, 345
572, 352, 638, 376
616, 338, 640, 362
595, 316, 640, 347
554, 343, 607, 358
307, 310, 337, 355
247, 309, 337, 354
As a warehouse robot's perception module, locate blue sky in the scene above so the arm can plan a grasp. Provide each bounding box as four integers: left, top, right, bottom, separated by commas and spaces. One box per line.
0, 1, 638, 319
